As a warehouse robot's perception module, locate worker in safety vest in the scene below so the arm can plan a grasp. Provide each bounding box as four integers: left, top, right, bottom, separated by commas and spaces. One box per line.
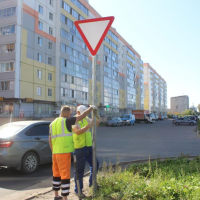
72, 105, 100, 197
49, 105, 97, 200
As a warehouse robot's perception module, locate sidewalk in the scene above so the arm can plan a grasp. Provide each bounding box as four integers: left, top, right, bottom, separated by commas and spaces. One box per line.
28, 175, 91, 200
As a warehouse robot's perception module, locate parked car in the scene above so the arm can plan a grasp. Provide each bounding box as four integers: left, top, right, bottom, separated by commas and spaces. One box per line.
121, 114, 135, 126
155, 115, 159, 121
158, 116, 164, 120
150, 113, 156, 121
185, 116, 198, 121
106, 117, 123, 127
0, 121, 52, 174
163, 116, 168, 120
173, 118, 196, 126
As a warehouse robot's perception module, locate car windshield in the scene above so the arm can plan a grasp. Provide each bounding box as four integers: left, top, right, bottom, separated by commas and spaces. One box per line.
112, 118, 118, 120
0, 124, 26, 138
122, 115, 130, 118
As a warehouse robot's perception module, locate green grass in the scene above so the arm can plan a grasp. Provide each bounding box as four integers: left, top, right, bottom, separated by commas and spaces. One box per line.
88, 155, 200, 200
198, 120, 200, 132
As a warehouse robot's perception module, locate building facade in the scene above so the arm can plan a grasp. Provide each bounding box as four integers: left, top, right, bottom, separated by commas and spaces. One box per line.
143, 63, 167, 115
0, 0, 147, 118
170, 95, 189, 114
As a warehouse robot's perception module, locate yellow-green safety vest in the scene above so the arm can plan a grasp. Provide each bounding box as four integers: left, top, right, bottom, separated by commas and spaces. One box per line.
73, 117, 92, 149
50, 117, 74, 154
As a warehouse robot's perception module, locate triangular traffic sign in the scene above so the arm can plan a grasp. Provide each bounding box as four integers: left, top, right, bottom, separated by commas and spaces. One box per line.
74, 16, 115, 56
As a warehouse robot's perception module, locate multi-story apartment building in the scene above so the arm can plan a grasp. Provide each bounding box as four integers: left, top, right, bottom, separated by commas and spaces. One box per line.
170, 95, 189, 114
143, 63, 167, 115
0, 0, 144, 117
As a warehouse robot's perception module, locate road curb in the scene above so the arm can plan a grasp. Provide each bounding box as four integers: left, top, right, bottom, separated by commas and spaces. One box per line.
25, 155, 199, 200
25, 172, 91, 200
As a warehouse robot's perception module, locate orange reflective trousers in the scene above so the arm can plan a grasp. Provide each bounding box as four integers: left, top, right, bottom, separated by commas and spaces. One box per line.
52, 153, 71, 196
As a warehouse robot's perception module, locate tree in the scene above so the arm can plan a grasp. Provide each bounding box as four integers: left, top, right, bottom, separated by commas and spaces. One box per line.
197, 104, 200, 112
182, 109, 195, 116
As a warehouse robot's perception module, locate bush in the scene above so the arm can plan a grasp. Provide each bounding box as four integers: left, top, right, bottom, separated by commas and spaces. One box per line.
92, 156, 200, 200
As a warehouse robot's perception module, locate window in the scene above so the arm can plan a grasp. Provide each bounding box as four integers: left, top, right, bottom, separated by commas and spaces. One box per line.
48, 42, 53, 50
38, 37, 42, 46
0, 7, 16, 19
0, 81, 14, 90
48, 73, 52, 81
37, 70, 42, 79
49, 27, 53, 35
37, 87, 42, 96
38, 21, 43, 30
39, 5, 43, 14
0, 62, 14, 72
31, 125, 49, 136
71, 76, 74, 84
0, 25, 15, 36
71, 90, 74, 98
49, 0, 53, 6
48, 88, 52, 97
69, 0, 88, 16
0, 43, 15, 54
48, 57, 52, 65
49, 12, 53, 20
37, 53, 42, 62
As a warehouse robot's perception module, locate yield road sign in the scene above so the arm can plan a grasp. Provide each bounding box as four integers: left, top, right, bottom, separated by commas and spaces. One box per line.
74, 16, 115, 56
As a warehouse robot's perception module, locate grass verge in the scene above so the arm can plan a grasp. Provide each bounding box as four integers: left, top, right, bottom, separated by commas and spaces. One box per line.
198, 120, 200, 133
87, 155, 200, 200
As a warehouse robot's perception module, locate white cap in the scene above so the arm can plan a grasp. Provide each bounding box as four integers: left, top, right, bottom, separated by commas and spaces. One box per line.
77, 105, 87, 114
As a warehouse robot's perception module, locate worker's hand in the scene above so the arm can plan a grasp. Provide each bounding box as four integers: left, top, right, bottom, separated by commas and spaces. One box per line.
94, 110, 100, 120
90, 105, 97, 110
88, 120, 95, 128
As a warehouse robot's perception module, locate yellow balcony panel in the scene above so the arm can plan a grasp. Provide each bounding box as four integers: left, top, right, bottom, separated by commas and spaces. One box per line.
61, 9, 76, 22
103, 41, 118, 55
63, 0, 88, 20
106, 34, 112, 40
20, 82, 33, 99
127, 52, 136, 61
127, 59, 136, 67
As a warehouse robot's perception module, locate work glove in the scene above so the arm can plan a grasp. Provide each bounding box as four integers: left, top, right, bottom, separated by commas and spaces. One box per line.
90, 105, 97, 110
94, 110, 100, 120
88, 120, 95, 128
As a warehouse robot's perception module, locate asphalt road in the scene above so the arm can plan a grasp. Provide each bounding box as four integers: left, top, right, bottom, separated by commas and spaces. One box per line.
1, 120, 199, 198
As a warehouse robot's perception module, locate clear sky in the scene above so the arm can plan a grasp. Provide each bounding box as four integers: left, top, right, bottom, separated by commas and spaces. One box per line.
89, 0, 200, 108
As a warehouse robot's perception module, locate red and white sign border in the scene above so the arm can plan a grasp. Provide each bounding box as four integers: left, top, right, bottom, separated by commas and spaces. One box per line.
74, 16, 115, 56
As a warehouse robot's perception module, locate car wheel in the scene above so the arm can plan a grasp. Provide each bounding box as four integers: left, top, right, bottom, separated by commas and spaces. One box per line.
190, 122, 194, 126
175, 122, 180, 125
21, 152, 39, 174
115, 123, 118, 127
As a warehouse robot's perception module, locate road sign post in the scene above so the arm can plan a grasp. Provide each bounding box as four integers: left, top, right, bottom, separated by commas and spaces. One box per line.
91, 55, 97, 196
74, 16, 115, 198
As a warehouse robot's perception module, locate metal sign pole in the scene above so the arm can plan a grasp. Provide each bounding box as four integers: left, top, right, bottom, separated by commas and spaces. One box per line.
92, 55, 97, 197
